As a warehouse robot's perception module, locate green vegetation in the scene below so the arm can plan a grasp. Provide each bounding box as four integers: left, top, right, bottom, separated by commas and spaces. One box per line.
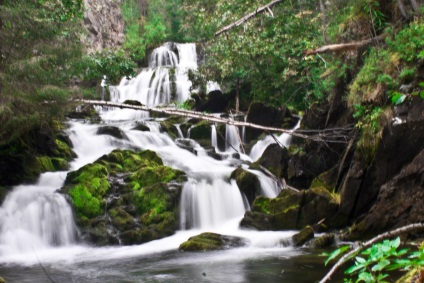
325, 237, 424, 283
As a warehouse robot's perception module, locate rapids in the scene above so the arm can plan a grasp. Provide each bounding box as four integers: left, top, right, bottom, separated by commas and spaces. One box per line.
0, 43, 337, 283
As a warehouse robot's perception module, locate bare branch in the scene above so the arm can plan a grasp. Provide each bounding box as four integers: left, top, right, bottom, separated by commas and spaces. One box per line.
76, 99, 354, 144
303, 35, 385, 56
215, 0, 284, 36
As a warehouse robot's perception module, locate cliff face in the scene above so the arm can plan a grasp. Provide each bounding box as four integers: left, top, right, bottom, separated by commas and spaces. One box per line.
83, 0, 125, 52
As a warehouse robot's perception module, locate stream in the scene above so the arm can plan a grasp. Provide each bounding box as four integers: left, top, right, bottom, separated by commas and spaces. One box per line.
0, 43, 343, 283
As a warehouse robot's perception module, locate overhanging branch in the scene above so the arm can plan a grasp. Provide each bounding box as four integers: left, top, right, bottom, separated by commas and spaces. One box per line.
215, 0, 284, 36
75, 99, 354, 144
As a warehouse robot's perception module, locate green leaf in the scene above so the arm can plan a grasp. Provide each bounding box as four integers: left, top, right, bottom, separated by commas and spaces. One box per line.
420, 91, 424, 99
391, 93, 406, 105
357, 272, 375, 283
371, 259, 390, 272
325, 245, 350, 266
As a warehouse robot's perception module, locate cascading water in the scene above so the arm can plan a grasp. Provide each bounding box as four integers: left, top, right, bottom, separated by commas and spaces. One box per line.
0, 43, 332, 283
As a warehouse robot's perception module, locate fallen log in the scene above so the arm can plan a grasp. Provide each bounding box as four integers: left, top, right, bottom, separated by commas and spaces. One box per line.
215, 0, 284, 36
303, 35, 385, 56
76, 99, 353, 144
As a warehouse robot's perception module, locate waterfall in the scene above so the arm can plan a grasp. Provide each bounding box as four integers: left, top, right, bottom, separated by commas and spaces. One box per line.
225, 125, 241, 153
180, 178, 246, 230
0, 173, 76, 254
211, 124, 218, 151
114, 42, 198, 107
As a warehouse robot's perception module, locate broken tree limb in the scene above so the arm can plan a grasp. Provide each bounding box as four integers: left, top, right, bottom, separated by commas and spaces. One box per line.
303, 35, 385, 56
76, 99, 353, 144
319, 222, 424, 283
215, 0, 284, 36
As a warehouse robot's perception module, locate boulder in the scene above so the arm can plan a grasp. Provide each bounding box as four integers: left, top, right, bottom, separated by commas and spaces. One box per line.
66, 105, 100, 121
240, 187, 339, 231
189, 121, 213, 147
309, 234, 335, 249
179, 232, 248, 251
132, 122, 150, 132
61, 149, 186, 246
230, 168, 262, 206
292, 226, 314, 247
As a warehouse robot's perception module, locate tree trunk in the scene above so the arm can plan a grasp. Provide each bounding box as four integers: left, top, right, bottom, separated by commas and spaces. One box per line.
409, 0, 420, 13
236, 78, 240, 113
319, 0, 329, 43
397, 0, 409, 19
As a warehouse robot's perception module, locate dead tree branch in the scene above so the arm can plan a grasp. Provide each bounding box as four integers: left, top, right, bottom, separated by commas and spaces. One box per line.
303, 35, 385, 56
76, 100, 354, 144
215, 0, 284, 36
319, 222, 424, 283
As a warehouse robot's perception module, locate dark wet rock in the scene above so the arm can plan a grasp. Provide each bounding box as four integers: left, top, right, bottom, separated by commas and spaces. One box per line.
343, 148, 424, 241
61, 149, 186, 246
96, 126, 128, 140
292, 226, 314, 247
240, 187, 339, 231
132, 122, 150, 132
251, 144, 290, 179
230, 168, 261, 206
338, 119, 424, 225
245, 102, 298, 142
123, 100, 144, 106
309, 234, 335, 249
175, 138, 197, 153
179, 232, 248, 252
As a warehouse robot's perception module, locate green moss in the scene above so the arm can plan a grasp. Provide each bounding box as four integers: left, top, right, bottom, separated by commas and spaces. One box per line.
53, 138, 75, 159
35, 156, 56, 172
68, 184, 102, 218
130, 165, 186, 189
134, 184, 169, 215
251, 197, 271, 213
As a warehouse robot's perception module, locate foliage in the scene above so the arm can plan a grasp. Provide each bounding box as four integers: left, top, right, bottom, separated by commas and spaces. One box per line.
79, 49, 136, 85
325, 237, 424, 283
0, 0, 84, 146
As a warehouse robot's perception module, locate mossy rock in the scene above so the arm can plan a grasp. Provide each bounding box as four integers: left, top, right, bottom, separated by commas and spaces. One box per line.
53, 138, 76, 159
251, 144, 289, 178
179, 232, 247, 252
309, 233, 335, 249
61, 149, 186, 246
292, 226, 314, 247
189, 121, 212, 147
230, 168, 261, 206
309, 166, 338, 193
159, 121, 179, 139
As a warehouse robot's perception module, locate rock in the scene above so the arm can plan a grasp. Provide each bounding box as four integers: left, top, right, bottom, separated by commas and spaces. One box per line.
61, 149, 186, 246
188, 121, 213, 148
83, 0, 125, 52
251, 144, 290, 179
338, 119, 424, 224
195, 90, 231, 113
123, 100, 144, 106
343, 149, 424, 241
240, 187, 339, 231
245, 102, 298, 142
309, 234, 335, 249
96, 126, 128, 140
230, 168, 261, 206
179, 232, 248, 251
292, 226, 314, 247
132, 122, 150, 132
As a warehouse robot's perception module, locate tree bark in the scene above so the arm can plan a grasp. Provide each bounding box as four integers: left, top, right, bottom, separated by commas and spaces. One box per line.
409, 0, 420, 13
303, 35, 385, 56
397, 0, 409, 19
235, 78, 240, 113
215, 0, 284, 36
